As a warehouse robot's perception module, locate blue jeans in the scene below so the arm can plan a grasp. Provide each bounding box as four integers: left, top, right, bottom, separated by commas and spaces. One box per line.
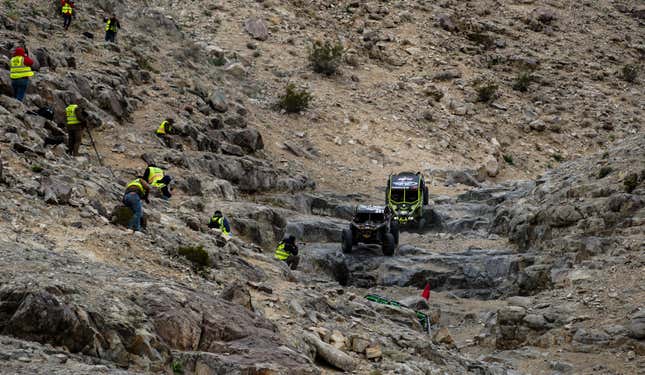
123, 192, 142, 231
11, 78, 29, 102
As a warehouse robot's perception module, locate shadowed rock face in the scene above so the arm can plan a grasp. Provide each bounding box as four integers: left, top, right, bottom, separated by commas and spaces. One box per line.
305, 244, 522, 299
0, 242, 316, 374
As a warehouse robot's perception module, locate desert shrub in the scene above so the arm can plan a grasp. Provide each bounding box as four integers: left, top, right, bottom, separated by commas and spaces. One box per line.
31, 165, 43, 173
597, 166, 612, 179
476, 83, 498, 103
309, 40, 344, 75
209, 55, 226, 66
513, 71, 533, 92
503, 154, 514, 165
624, 173, 638, 193
486, 55, 504, 68
278, 84, 312, 113
172, 360, 184, 374
178, 245, 210, 269
467, 32, 494, 49
552, 153, 564, 162
621, 64, 639, 83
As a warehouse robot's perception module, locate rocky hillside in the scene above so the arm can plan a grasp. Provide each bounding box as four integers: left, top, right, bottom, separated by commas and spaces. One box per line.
0, 0, 643, 374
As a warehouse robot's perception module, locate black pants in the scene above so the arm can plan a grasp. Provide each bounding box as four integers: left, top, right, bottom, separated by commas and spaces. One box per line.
158, 175, 172, 198
286, 254, 300, 270
67, 126, 83, 156
105, 30, 117, 43
63, 14, 72, 30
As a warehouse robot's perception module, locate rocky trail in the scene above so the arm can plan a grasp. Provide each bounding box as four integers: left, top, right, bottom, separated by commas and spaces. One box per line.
0, 0, 643, 374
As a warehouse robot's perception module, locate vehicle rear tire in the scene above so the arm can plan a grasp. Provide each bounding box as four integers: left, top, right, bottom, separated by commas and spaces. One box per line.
382, 233, 395, 256
341, 228, 353, 254
390, 221, 400, 245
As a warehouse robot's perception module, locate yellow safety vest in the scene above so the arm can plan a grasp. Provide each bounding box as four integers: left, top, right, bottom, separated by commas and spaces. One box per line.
147, 166, 165, 188
274, 242, 290, 261
210, 216, 230, 236
66, 104, 80, 125
9, 56, 34, 80
62, 4, 73, 14
105, 19, 118, 32
126, 178, 146, 196
156, 121, 170, 135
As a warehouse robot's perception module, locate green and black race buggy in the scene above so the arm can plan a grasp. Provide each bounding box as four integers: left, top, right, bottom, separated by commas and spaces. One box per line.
341, 205, 399, 256
386, 172, 429, 230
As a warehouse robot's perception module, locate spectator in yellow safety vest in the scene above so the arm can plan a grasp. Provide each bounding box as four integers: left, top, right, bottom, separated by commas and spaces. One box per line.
61, 1, 75, 31
65, 103, 88, 156
104, 14, 120, 43
9, 47, 34, 102
274, 235, 299, 270
155, 118, 176, 148
208, 210, 232, 237
143, 164, 172, 200
123, 177, 150, 232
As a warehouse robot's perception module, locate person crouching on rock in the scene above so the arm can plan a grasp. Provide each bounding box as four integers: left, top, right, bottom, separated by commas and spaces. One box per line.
155, 117, 177, 148
208, 210, 232, 238
143, 164, 172, 200
123, 177, 150, 232
275, 235, 299, 270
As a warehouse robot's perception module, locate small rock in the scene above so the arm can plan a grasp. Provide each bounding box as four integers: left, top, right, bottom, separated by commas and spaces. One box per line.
432, 327, 454, 346
350, 335, 370, 354
628, 309, 645, 339
550, 361, 573, 372
365, 344, 382, 360
523, 314, 549, 330
289, 300, 306, 317
219, 282, 254, 311
573, 328, 610, 345
208, 90, 229, 113
244, 17, 269, 41
329, 330, 346, 350
498, 306, 527, 324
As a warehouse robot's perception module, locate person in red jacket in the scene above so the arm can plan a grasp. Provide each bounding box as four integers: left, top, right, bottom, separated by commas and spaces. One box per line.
61, 1, 75, 31
9, 47, 34, 102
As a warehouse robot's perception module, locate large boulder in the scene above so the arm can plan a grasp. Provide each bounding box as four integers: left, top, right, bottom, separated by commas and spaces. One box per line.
227, 128, 263, 153
0, 242, 316, 373
496, 306, 528, 350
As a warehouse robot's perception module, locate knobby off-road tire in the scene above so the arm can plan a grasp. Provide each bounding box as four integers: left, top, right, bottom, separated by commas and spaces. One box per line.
417, 217, 427, 232
390, 221, 400, 246
382, 232, 395, 256
341, 228, 353, 254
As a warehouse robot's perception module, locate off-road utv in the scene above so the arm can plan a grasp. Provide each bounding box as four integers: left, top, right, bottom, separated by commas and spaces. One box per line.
341, 205, 399, 256
386, 172, 429, 230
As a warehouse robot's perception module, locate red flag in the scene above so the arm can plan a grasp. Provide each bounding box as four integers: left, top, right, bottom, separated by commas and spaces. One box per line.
421, 282, 431, 301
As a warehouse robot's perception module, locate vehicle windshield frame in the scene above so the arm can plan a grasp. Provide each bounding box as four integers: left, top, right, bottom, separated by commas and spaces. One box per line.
355, 212, 384, 224
389, 187, 419, 204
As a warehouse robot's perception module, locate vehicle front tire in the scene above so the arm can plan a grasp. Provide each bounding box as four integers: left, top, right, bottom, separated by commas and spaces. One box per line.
341, 228, 353, 254
417, 217, 427, 232
390, 221, 400, 245
382, 233, 395, 256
